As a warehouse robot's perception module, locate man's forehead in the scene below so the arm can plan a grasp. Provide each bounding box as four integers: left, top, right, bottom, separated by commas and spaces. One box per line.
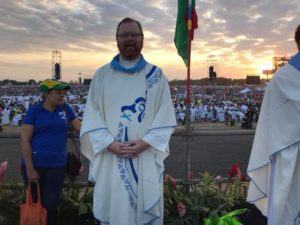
118, 22, 140, 32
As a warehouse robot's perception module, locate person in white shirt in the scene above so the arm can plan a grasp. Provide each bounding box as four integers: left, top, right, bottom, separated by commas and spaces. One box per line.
1, 107, 10, 125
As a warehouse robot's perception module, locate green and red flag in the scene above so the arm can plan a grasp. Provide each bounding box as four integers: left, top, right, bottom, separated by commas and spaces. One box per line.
174, 0, 198, 66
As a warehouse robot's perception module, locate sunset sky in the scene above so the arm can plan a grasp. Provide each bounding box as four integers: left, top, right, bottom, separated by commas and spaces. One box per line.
0, 0, 299, 82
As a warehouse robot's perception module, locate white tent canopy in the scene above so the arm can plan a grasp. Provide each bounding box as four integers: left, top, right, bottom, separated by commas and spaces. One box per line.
239, 87, 252, 94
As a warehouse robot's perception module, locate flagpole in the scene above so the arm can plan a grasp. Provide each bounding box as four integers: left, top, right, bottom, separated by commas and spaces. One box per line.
185, 0, 192, 182
174, 0, 198, 182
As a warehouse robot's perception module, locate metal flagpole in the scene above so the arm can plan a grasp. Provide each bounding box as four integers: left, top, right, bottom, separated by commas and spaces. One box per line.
185, 0, 193, 182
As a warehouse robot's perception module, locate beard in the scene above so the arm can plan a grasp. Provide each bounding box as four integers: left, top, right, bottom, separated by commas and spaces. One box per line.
117, 40, 143, 60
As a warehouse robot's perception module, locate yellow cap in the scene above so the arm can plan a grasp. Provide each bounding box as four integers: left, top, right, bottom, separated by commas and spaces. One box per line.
39, 79, 70, 92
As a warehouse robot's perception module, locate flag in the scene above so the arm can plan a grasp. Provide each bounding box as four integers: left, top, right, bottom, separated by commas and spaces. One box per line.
174, 0, 198, 66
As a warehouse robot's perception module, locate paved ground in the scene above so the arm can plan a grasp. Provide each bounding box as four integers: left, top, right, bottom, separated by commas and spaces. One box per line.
1, 125, 21, 133
0, 122, 255, 182
1, 120, 256, 133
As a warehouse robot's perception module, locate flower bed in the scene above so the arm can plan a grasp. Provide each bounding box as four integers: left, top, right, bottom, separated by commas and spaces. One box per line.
163, 163, 267, 225
0, 161, 267, 225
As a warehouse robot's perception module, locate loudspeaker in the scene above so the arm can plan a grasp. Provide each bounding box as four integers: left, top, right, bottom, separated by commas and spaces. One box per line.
55, 63, 61, 80
209, 66, 217, 80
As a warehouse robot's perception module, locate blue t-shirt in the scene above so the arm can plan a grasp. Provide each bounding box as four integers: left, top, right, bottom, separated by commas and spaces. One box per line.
22, 103, 76, 167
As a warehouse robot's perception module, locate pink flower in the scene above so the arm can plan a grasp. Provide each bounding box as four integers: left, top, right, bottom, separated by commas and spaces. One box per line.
0, 161, 8, 183
216, 175, 222, 181
177, 202, 186, 217
164, 174, 177, 189
188, 171, 194, 180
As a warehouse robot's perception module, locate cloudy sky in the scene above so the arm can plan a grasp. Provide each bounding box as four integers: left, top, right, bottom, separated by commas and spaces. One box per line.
0, 0, 299, 82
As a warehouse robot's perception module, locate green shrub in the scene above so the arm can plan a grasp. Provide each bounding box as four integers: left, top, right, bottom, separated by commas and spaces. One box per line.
163, 170, 248, 225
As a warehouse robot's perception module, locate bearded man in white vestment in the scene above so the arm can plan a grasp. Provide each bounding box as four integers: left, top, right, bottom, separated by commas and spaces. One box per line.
247, 24, 300, 225
80, 17, 176, 225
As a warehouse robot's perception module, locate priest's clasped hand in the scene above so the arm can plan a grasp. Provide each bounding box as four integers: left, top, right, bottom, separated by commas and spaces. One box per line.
107, 140, 150, 158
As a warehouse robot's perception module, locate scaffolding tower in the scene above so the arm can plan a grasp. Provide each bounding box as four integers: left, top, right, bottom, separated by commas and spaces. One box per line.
262, 56, 291, 80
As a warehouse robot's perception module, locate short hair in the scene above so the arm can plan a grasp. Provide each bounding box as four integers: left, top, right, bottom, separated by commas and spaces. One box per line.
116, 17, 144, 37
295, 24, 300, 44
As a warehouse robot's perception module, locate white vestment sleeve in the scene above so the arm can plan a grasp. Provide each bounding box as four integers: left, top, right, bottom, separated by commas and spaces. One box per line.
88, 129, 115, 156
142, 127, 174, 152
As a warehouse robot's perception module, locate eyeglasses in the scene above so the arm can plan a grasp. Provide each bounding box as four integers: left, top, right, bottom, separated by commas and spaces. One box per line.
117, 32, 142, 39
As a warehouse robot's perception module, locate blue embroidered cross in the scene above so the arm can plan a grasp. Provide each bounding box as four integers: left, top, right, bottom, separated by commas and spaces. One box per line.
121, 112, 132, 121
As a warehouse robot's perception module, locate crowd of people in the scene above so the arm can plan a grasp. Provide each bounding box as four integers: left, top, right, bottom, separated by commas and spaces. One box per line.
0, 83, 264, 129
0, 84, 87, 127
172, 85, 263, 127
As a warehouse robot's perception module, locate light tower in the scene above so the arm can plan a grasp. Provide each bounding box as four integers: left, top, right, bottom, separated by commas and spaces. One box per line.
52, 50, 62, 80
262, 56, 291, 80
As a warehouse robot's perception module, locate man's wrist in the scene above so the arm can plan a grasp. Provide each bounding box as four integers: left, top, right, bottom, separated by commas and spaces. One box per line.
107, 141, 115, 151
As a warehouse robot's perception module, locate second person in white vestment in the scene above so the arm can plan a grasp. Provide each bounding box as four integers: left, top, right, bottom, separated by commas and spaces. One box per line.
80, 17, 177, 225
247, 24, 300, 225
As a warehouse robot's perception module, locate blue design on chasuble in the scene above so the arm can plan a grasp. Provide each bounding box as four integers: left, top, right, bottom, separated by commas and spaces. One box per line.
121, 97, 146, 123
289, 52, 300, 72
115, 65, 161, 212
116, 123, 138, 211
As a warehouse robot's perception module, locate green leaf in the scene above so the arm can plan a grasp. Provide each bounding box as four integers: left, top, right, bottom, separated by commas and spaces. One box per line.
79, 203, 88, 215
183, 196, 193, 206
223, 208, 247, 217
204, 218, 212, 225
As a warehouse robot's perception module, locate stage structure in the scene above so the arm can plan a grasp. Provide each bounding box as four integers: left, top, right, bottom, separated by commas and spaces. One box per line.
52, 50, 62, 80
78, 73, 92, 85
245, 69, 261, 85
246, 75, 260, 85
83, 74, 92, 85
262, 56, 291, 80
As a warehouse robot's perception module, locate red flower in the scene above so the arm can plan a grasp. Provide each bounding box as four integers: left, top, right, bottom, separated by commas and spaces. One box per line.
229, 163, 241, 178
225, 163, 244, 193
177, 202, 186, 217
240, 174, 247, 181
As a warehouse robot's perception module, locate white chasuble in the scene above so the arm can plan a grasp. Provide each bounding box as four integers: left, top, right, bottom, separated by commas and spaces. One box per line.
247, 63, 300, 225
80, 61, 176, 225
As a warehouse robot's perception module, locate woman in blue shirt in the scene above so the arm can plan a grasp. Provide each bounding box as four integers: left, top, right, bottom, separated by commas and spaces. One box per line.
20, 79, 81, 225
